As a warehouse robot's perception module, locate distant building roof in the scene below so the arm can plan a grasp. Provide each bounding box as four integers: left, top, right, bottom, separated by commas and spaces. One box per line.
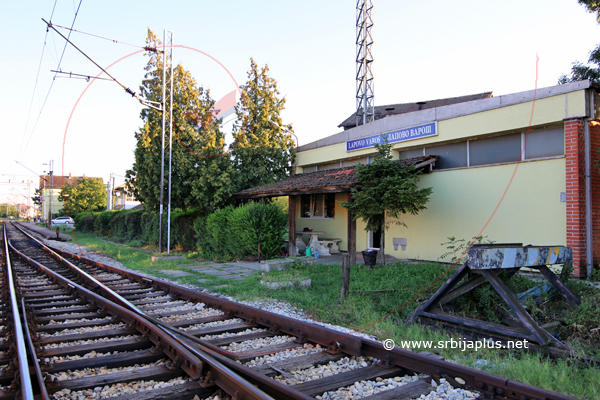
39, 175, 103, 189
236, 155, 437, 199
338, 92, 493, 130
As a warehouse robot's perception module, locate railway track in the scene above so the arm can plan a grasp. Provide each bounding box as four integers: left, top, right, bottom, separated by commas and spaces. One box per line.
1, 221, 577, 400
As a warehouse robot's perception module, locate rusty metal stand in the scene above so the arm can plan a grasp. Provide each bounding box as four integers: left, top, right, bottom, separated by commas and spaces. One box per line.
414, 244, 580, 346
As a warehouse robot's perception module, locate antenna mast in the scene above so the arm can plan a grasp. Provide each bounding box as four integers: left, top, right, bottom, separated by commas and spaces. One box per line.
356, 0, 374, 127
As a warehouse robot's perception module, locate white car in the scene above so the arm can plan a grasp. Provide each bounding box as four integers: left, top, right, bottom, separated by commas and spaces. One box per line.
51, 216, 74, 228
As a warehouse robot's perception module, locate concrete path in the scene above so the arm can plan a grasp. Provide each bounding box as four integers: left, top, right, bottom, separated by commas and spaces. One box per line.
15, 222, 73, 241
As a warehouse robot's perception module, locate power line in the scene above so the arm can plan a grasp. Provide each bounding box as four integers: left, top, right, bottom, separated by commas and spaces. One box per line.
18, 0, 59, 164
18, 0, 84, 168
43, 19, 139, 98
50, 24, 145, 49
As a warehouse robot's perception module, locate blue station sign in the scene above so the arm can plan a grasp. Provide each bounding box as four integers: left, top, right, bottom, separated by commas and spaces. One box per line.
346, 122, 437, 152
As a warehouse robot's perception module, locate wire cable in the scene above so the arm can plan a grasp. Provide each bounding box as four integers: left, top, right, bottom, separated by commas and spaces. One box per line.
43, 19, 140, 98
18, 1, 84, 169
50, 24, 145, 49
17, 0, 59, 164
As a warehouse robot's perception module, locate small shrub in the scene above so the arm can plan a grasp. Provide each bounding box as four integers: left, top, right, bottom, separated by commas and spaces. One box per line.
171, 209, 200, 251
439, 235, 494, 264
94, 210, 115, 236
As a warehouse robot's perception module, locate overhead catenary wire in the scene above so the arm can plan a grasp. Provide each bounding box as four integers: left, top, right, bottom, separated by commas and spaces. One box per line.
50, 70, 114, 81
18, 1, 84, 173
43, 18, 141, 99
50, 23, 146, 49
17, 0, 59, 166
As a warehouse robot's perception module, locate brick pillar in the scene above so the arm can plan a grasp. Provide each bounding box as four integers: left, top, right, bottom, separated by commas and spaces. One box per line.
591, 122, 600, 269
565, 118, 586, 278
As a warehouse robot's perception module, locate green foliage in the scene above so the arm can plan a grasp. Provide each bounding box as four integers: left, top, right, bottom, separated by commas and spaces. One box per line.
171, 209, 200, 251
0, 203, 18, 218
31, 188, 42, 208
231, 58, 296, 192
58, 177, 106, 216
94, 210, 115, 236
558, 1, 600, 84
237, 200, 287, 260
141, 211, 160, 246
339, 139, 432, 260
558, 42, 600, 85
126, 29, 234, 213
579, 0, 600, 22
74, 211, 97, 232
194, 201, 287, 260
439, 235, 494, 264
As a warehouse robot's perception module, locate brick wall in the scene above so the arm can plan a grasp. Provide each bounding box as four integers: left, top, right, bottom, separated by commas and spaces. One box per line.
591, 122, 600, 270
565, 118, 587, 278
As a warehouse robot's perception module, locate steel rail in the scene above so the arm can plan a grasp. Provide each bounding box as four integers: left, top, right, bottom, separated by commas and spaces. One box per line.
10, 222, 313, 400
7, 224, 288, 400
19, 297, 50, 400
2, 223, 35, 400
39, 232, 580, 400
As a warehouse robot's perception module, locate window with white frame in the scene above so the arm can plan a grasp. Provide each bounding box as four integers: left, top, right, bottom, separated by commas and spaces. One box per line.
300, 194, 335, 218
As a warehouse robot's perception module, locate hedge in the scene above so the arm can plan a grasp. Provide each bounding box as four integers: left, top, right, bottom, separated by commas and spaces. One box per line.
72, 200, 287, 259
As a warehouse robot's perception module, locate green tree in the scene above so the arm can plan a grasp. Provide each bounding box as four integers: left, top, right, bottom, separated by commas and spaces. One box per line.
31, 187, 42, 208
579, 0, 600, 22
340, 139, 432, 265
58, 177, 106, 215
125, 29, 234, 214
558, 44, 600, 84
558, 1, 600, 84
231, 58, 296, 192
0, 203, 18, 218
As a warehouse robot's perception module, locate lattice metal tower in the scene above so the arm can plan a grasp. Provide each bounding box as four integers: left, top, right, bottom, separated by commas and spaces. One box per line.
356, 0, 374, 126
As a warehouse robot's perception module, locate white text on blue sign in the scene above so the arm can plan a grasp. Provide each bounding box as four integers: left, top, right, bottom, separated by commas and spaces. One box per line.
346, 122, 437, 152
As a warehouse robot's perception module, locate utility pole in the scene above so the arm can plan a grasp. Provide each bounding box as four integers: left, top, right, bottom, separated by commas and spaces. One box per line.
46, 160, 54, 225
167, 32, 174, 255
158, 30, 173, 254
106, 173, 112, 211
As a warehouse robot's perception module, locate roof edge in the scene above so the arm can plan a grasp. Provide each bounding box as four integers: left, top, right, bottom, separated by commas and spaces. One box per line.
299, 80, 591, 153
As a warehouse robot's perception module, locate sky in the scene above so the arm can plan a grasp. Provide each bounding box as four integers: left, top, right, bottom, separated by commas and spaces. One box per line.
2, 0, 600, 205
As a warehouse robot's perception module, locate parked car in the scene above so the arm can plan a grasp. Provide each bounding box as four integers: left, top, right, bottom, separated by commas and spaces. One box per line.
51, 216, 74, 228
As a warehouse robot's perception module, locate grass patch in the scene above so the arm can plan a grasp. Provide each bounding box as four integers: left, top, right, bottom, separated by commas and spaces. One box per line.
63, 233, 600, 399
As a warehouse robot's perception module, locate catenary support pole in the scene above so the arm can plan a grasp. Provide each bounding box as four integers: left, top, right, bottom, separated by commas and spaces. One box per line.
159, 30, 167, 253
167, 32, 174, 255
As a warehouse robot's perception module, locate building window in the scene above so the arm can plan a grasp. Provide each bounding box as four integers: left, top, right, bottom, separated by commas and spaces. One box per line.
524, 127, 564, 159
426, 142, 468, 170
469, 133, 521, 166
300, 194, 335, 218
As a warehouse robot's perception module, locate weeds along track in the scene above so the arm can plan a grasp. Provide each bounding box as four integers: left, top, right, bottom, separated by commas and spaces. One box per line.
4, 222, 577, 400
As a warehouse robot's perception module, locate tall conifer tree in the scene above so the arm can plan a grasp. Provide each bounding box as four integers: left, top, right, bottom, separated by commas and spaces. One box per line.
231, 58, 295, 192
126, 30, 233, 213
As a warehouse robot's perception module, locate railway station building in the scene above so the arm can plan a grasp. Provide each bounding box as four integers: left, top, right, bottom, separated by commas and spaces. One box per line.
237, 80, 600, 278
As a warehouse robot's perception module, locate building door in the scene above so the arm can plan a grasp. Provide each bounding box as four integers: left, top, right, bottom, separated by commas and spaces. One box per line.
369, 227, 381, 249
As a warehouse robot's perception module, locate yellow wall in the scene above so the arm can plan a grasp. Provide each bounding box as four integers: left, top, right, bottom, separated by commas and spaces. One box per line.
296, 91, 586, 167
355, 158, 565, 260
294, 193, 349, 251
293, 159, 566, 261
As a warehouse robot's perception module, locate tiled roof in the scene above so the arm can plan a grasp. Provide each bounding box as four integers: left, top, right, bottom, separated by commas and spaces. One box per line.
338, 92, 493, 130
236, 155, 436, 198
39, 175, 103, 189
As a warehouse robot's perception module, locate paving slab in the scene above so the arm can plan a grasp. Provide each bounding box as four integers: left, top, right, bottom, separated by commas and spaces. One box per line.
225, 275, 247, 281
199, 269, 231, 276
157, 269, 192, 277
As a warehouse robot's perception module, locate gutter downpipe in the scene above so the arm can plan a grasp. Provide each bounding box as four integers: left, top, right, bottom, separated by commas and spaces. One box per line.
585, 88, 594, 278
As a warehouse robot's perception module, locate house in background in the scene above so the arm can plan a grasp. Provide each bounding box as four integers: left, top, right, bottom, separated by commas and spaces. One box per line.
39, 174, 104, 220
113, 183, 140, 210
15, 203, 35, 219
237, 80, 600, 278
